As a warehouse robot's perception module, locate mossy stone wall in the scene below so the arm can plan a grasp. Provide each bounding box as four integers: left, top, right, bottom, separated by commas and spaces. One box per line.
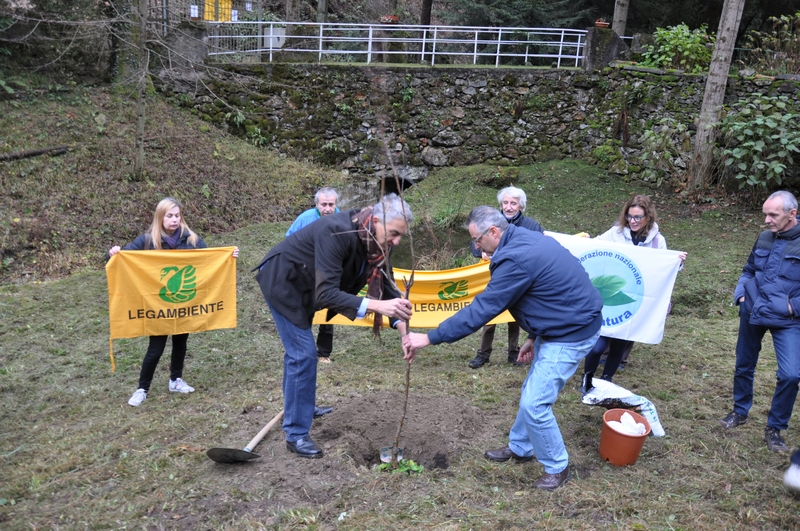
158, 63, 800, 183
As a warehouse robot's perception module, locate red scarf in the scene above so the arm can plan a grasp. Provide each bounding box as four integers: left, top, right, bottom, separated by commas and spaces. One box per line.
354, 207, 387, 337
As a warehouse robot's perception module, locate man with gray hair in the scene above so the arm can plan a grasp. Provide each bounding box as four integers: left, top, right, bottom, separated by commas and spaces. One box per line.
286, 187, 340, 236
403, 206, 602, 490
255, 194, 414, 459
469, 185, 544, 369
286, 187, 341, 364
719, 190, 800, 454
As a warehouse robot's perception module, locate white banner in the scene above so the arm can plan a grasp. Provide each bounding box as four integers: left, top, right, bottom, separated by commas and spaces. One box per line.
548, 232, 683, 344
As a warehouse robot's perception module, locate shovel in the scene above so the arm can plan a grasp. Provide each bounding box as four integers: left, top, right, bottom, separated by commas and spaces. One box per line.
206, 409, 284, 464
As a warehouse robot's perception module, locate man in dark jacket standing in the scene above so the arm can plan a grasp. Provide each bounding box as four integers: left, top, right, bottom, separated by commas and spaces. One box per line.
255, 194, 413, 458
719, 190, 800, 453
403, 206, 602, 490
469, 185, 545, 369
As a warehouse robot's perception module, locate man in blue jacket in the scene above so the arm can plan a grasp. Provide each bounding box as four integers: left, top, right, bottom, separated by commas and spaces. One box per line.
403, 206, 602, 490
469, 186, 545, 369
719, 190, 800, 453
286, 187, 341, 364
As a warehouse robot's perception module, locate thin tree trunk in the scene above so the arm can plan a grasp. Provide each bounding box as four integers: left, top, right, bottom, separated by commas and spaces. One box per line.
286, 0, 301, 21
317, 0, 327, 23
612, 0, 629, 37
421, 0, 432, 26
133, 0, 147, 181
690, 0, 745, 189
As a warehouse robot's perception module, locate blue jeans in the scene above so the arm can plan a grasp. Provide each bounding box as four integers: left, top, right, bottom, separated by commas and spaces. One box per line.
267, 301, 318, 442
733, 306, 800, 431
508, 331, 600, 474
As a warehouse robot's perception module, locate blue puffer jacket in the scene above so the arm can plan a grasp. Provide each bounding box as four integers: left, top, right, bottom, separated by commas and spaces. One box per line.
735, 219, 800, 328
429, 224, 603, 345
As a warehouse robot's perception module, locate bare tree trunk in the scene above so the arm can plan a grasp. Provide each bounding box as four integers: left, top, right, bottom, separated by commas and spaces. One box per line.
421, 0, 432, 26
689, 0, 745, 189
317, 0, 328, 23
612, 0, 630, 37
133, 0, 147, 181
286, 0, 301, 21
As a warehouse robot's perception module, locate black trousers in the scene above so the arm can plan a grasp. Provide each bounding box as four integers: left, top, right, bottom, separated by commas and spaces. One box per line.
583, 336, 634, 380
137, 334, 189, 391
316, 324, 334, 357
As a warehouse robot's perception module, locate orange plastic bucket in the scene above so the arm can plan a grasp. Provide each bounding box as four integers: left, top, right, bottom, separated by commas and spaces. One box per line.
598, 408, 651, 466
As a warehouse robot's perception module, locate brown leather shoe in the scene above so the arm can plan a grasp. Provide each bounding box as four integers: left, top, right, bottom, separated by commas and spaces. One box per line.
484, 445, 533, 463
533, 465, 571, 491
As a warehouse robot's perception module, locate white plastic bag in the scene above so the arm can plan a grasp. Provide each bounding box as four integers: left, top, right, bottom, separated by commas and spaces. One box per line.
581, 376, 665, 437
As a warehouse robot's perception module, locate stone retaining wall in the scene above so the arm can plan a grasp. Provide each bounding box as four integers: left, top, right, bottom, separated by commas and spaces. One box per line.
157, 62, 800, 185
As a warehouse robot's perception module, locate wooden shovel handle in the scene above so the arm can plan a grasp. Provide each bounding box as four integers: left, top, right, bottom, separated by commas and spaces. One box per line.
244, 409, 284, 452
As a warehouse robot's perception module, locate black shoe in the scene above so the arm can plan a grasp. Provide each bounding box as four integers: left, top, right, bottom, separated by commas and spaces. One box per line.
313, 405, 333, 418
484, 445, 534, 463
718, 411, 748, 429
287, 436, 323, 458
469, 356, 489, 369
508, 354, 522, 366
764, 427, 790, 453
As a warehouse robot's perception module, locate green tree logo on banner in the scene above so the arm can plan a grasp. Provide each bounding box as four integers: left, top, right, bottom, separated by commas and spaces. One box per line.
159, 265, 197, 303
591, 275, 637, 306
438, 280, 468, 300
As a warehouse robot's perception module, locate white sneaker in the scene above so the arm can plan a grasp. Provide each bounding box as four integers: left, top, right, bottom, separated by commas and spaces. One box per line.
128, 388, 147, 407
169, 378, 195, 393
784, 463, 800, 493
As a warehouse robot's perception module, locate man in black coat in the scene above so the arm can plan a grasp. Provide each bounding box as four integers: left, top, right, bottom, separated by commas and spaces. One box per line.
468, 185, 545, 369
254, 193, 413, 458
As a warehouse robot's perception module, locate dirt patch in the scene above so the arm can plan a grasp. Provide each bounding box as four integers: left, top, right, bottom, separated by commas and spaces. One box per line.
315, 391, 489, 469
195, 391, 492, 517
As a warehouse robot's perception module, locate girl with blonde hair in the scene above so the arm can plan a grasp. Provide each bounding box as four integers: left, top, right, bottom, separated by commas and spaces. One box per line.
108, 197, 238, 406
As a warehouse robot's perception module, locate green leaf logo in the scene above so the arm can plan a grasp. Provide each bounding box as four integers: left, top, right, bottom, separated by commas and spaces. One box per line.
438, 280, 468, 301
591, 275, 636, 306
158, 265, 197, 304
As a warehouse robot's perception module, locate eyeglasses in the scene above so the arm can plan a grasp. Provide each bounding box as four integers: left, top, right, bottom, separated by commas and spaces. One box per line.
472, 227, 491, 245
626, 214, 645, 222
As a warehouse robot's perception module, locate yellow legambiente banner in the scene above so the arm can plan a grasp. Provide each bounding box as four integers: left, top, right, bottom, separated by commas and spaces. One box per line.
313, 261, 513, 328
106, 248, 237, 370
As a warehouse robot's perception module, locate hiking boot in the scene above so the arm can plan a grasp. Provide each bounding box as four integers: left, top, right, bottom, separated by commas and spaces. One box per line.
169, 378, 195, 393
533, 465, 571, 491
128, 388, 147, 407
718, 411, 748, 429
469, 355, 489, 369
764, 427, 790, 453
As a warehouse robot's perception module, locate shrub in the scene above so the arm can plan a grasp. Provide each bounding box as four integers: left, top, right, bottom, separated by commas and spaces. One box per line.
717, 94, 800, 189
640, 24, 715, 74
741, 11, 800, 76
636, 117, 691, 186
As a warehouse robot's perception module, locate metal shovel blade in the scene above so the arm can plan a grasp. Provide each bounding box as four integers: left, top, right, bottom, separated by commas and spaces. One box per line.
206, 447, 261, 464
206, 409, 283, 464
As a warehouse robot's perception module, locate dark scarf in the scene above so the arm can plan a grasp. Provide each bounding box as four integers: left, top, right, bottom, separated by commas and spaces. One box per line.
354, 207, 387, 337
631, 229, 647, 246
162, 228, 182, 249
505, 210, 523, 225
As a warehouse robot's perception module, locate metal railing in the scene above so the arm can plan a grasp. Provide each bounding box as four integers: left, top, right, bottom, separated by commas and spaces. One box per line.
204, 22, 587, 68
